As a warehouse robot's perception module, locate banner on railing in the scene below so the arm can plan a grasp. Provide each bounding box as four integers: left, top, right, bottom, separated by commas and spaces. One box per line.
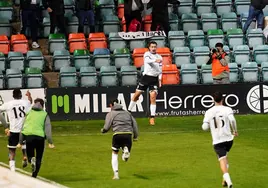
118, 31, 166, 40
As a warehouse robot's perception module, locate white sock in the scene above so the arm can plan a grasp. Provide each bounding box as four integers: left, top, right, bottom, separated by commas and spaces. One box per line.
9, 160, 15, 172
227, 164, 229, 169
111, 153, 118, 175
150, 104, 156, 116
128, 101, 136, 112
223, 173, 232, 186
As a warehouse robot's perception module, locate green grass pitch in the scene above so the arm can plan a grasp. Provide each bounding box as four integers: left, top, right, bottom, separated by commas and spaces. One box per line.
0, 115, 268, 188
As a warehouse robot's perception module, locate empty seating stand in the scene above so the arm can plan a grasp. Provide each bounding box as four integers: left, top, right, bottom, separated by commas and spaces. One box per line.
59, 67, 78, 87
88, 33, 107, 53
188, 30, 205, 50
156, 48, 172, 65
68, 33, 87, 53
162, 64, 180, 85
25, 67, 43, 88
0, 18, 11, 37
226, 29, 244, 49
0, 52, 6, 73
201, 13, 218, 33
253, 45, 268, 66
73, 49, 91, 71
173, 47, 191, 67
233, 45, 250, 66
11, 34, 29, 54
113, 48, 131, 69
120, 66, 138, 86
241, 62, 259, 82
93, 48, 111, 69
228, 63, 240, 83
48, 34, 67, 55
195, 0, 213, 17
132, 48, 148, 68
80, 66, 98, 87
8, 52, 25, 71
103, 15, 120, 35
215, 0, 232, 16
201, 64, 213, 84
168, 31, 186, 51
207, 29, 224, 48
53, 50, 71, 71
180, 64, 198, 84
181, 13, 198, 33
109, 32, 127, 52
6, 69, 23, 89
0, 35, 10, 55
26, 51, 45, 71
100, 66, 118, 87
247, 29, 264, 49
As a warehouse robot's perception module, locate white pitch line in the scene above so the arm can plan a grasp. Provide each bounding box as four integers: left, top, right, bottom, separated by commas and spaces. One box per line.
0, 162, 69, 188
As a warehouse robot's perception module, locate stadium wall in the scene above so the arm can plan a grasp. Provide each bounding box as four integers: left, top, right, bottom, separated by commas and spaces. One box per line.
46, 83, 268, 120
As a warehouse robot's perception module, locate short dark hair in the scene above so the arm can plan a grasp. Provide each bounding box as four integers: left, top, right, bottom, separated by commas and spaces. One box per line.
34, 98, 44, 107
148, 41, 157, 48
213, 91, 223, 103
13, 89, 22, 99
215, 42, 223, 48
109, 99, 119, 106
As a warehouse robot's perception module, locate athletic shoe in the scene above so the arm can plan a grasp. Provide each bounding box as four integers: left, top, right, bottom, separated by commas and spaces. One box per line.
122, 146, 130, 162
22, 157, 28, 168
32, 42, 40, 49
149, 118, 155, 126
113, 172, 119, 180
222, 179, 227, 187
31, 157, 36, 173
228, 185, 232, 188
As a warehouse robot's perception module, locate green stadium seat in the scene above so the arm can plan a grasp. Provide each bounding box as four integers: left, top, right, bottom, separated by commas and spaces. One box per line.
59, 67, 78, 87
221, 12, 238, 33
228, 63, 239, 83
93, 48, 111, 69
234, 0, 250, 16
181, 13, 198, 33
100, 66, 118, 87
193, 46, 210, 67
48, 34, 67, 55
6, 68, 23, 89
80, 66, 98, 87
241, 12, 256, 32
73, 49, 91, 71
177, 0, 193, 17
26, 51, 45, 71
253, 45, 268, 66
0, 1, 13, 21
103, 15, 120, 35
201, 13, 218, 33
247, 29, 264, 49
188, 30, 205, 50
207, 29, 224, 48
113, 48, 131, 69
201, 64, 213, 84
241, 62, 258, 82
120, 66, 138, 86
53, 50, 71, 71
227, 28, 244, 49
215, 0, 232, 16
180, 64, 198, 84
173, 47, 191, 67
8, 52, 25, 72
0, 18, 11, 37
66, 15, 79, 35
168, 31, 185, 51
195, 0, 213, 17
109, 32, 127, 52
261, 62, 268, 82
25, 67, 43, 88
169, 13, 179, 31
233, 45, 250, 66
0, 52, 6, 73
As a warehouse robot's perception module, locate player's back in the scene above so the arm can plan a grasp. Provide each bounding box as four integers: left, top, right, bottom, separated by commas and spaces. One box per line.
205, 105, 234, 145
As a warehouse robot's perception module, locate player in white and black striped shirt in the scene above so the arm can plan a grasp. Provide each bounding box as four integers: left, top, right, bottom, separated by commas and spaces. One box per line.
128, 41, 162, 125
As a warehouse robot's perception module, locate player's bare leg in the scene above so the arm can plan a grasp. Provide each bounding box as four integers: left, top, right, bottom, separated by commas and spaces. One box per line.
112, 151, 119, 180
219, 157, 232, 188
128, 90, 142, 112
22, 144, 28, 168
149, 91, 157, 125
8, 148, 16, 171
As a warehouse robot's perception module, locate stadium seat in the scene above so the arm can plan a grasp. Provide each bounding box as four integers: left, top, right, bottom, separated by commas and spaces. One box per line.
193, 46, 210, 67
25, 67, 43, 88
247, 29, 264, 49
80, 66, 98, 87
227, 28, 244, 49
100, 66, 118, 87
6, 69, 23, 89
0, 18, 11, 37
99, 0, 115, 17
59, 67, 78, 87
43, 17, 51, 38
223, 45, 230, 54
93, 48, 111, 69
0, 71, 4, 89
0, 52, 6, 73
48, 34, 67, 55
73, 49, 91, 71
103, 15, 120, 35
66, 15, 79, 35
169, 13, 179, 31
188, 30, 205, 50
150, 35, 167, 48
64, 0, 74, 15
168, 31, 185, 51
120, 66, 138, 86
157, 48, 172, 65
129, 38, 146, 52
0, 35, 10, 55
11, 34, 29, 54
261, 62, 268, 82
8, 52, 25, 71
234, 0, 250, 16
177, 0, 193, 17
233, 45, 250, 66
221, 12, 238, 33
0, 1, 13, 21
132, 48, 149, 68
26, 51, 45, 71
117, 1, 124, 19
253, 45, 268, 66
228, 63, 240, 83
143, 15, 152, 32
180, 64, 198, 84
113, 48, 131, 69
53, 50, 71, 71
68, 33, 87, 53
173, 47, 191, 67
201, 13, 218, 33
215, 0, 232, 16
195, 0, 213, 17
241, 62, 258, 82
109, 32, 127, 52
241, 12, 256, 32
88, 33, 107, 53
207, 29, 224, 48
181, 13, 198, 33
201, 64, 213, 84
162, 64, 180, 85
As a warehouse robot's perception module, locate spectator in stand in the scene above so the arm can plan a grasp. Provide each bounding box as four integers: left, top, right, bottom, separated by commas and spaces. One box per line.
20, 0, 40, 49
75, 0, 96, 33
42, 0, 67, 36
147, 0, 180, 35
124, 0, 144, 32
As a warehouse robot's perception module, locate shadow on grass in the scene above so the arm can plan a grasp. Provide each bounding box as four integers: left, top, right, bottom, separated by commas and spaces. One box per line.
133, 174, 150, 180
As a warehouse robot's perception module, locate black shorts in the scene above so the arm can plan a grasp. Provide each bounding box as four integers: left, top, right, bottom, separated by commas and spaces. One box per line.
8, 132, 20, 149
213, 140, 233, 160
137, 75, 159, 93
112, 134, 132, 152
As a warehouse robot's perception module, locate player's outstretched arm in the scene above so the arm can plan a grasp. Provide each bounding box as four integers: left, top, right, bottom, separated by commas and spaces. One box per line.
228, 114, 238, 136
25, 90, 33, 104
45, 115, 55, 148
101, 112, 113, 133
131, 116, 139, 140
